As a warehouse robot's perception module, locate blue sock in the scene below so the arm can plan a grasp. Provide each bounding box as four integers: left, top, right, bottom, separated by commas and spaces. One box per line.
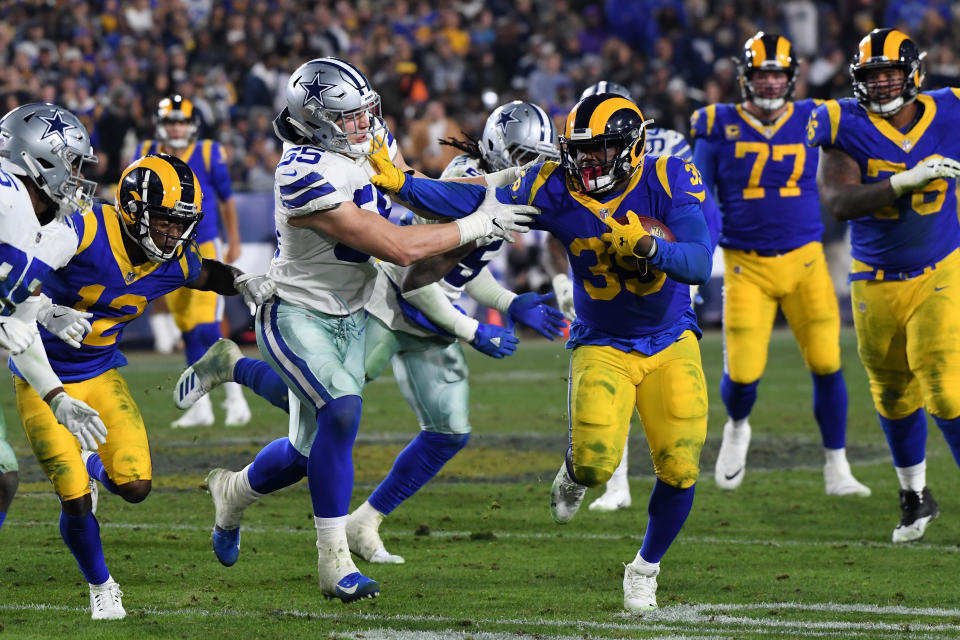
0, 511, 6, 532
721, 374, 758, 421
84, 453, 120, 496
639, 480, 696, 564
59, 511, 109, 585
878, 409, 927, 467
368, 431, 470, 515
234, 358, 290, 413
933, 415, 960, 468
248, 437, 307, 494
183, 322, 223, 365
307, 395, 362, 518
812, 370, 847, 449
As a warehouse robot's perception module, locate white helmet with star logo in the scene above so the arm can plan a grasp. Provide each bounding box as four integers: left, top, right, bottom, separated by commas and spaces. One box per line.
0, 102, 98, 219
480, 101, 559, 172
276, 57, 388, 157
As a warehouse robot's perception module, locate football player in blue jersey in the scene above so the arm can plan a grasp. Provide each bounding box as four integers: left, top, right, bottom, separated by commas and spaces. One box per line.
691, 32, 870, 497
576, 81, 722, 512
809, 28, 960, 542
136, 95, 252, 428
366, 93, 713, 611
11, 153, 274, 619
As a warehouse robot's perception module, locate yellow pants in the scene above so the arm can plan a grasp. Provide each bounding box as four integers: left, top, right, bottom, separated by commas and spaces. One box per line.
567, 331, 707, 489
165, 239, 222, 332
851, 248, 960, 420
723, 242, 841, 383
16, 369, 151, 501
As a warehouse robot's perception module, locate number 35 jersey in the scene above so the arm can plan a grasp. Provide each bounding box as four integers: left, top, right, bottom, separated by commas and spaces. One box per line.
807, 89, 960, 275
20, 202, 204, 382
690, 99, 822, 251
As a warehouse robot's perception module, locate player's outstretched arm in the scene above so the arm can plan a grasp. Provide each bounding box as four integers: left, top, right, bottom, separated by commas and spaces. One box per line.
187, 259, 276, 313
464, 268, 565, 340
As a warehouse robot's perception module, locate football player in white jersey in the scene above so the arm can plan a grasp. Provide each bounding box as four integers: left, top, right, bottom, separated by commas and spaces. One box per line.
346, 100, 565, 563
566, 82, 722, 513
185, 58, 539, 603
0, 103, 111, 533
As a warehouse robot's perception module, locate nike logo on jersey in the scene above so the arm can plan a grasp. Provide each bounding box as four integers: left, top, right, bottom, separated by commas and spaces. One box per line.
337, 583, 359, 595
804, 261, 814, 268
724, 467, 744, 481
935, 286, 949, 291
685, 190, 706, 202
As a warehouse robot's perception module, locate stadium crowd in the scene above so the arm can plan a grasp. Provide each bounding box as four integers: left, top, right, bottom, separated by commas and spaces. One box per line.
1, 0, 959, 190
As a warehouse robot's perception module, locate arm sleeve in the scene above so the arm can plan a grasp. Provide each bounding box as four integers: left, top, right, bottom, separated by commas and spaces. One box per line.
692, 138, 720, 195
402, 283, 479, 342
9, 327, 63, 399
649, 202, 713, 285
462, 267, 516, 313
210, 142, 234, 201
396, 175, 487, 219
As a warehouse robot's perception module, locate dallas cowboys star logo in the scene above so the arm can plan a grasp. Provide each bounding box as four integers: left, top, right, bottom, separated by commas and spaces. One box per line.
39, 111, 75, 145
299, 72, 339, 109
496, 107, 520, 132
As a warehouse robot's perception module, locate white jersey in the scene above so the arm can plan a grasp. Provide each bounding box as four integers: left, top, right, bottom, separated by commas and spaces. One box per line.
645, 127, 692, 161
0, 171, 79, 316
366, 153, 503, 338
268, 136, 397, 315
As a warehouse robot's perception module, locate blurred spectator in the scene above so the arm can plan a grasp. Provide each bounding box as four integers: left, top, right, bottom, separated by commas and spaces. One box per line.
403, 100, 461, 177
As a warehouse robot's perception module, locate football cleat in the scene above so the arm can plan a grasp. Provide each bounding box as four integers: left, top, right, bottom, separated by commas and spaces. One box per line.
171, 393, 214, 427
80, 450, 99, 515
89, 578, 125, 620
824, 458, 871, 497
714, 419, 751, 490
550, 463, 587, 524
322, 571, 380, 603
211, 526, 240, 567
892, 487, 939, 543
589, 478, 632, 512
346, 511, 405, 564
174, 339, 243, 410
223, 383, 252, 427
623, 561, 659, 611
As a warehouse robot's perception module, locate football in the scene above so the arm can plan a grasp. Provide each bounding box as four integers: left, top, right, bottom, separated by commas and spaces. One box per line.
613, 214, 676, 242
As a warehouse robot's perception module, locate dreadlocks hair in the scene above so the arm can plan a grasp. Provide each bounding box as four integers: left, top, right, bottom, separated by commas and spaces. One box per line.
438, 131, 494, 173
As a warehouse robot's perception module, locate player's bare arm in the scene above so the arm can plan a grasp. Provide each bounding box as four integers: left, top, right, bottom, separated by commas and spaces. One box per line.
401, 242, 477, 292
817, 146, 897, 221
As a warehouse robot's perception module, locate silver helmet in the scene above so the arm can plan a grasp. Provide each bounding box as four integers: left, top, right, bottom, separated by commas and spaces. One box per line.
0, 103, 97, 219
580, 81, 632, 101
281, 57, 388, 157
479, 101, 559, 172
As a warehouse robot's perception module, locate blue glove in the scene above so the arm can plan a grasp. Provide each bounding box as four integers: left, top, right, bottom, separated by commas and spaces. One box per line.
507, 292, 566, 340
470, 322, 519, 358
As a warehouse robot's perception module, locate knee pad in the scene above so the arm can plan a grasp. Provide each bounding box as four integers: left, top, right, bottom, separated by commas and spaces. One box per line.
653, 457, 700, 489
0, 439, 17, 474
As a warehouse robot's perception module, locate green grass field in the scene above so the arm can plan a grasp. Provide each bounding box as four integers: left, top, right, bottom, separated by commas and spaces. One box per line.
2, 328, 960, 639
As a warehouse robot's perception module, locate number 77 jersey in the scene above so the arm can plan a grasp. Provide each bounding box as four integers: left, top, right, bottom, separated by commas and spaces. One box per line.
690, 99, 823, 252
806, 89, 960, 276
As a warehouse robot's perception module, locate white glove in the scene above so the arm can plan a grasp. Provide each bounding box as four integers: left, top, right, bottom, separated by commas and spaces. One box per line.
234, 273, 277, 314
484, 157, 543, 188
0, 316, 35, 355
889, 157, 960, 196
36, 298, 92, 349
455, 187, 540, 246
551, 274, 576, 322
49, 391, 108, 451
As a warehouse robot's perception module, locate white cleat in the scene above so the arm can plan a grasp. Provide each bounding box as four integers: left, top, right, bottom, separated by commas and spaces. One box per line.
588, 483, 631, 512
550, 463, 586, 524
346, 509, 405, 564
173, 339, 243, 410
89, 578, 125, 620
171, 393, 215, 428
223, 383, 252, 427
714, 419, 751, 490
623, 561, 659, 611
80, 450, 99, 515
824, 458, 871, 497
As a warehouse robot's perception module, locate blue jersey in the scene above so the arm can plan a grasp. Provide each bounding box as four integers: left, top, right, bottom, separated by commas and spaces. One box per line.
807, 89, 960, 276
505, 157, 711, 355
13, 203, 204, 382
691, 100, 823, 252
135, 139, 233, 244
